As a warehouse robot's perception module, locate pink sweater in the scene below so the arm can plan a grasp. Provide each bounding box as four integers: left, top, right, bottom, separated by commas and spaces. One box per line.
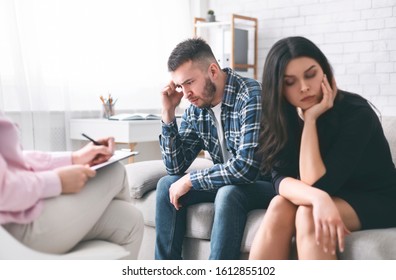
0, 112, 72, 224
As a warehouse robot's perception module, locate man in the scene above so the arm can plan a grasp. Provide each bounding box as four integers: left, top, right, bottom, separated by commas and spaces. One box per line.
156, 38, 275, 259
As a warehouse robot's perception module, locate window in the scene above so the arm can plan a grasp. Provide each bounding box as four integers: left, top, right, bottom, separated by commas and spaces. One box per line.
0, 0, 192, 111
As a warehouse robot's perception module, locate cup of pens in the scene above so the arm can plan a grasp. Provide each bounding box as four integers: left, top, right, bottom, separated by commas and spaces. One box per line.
100, 94, 117, 119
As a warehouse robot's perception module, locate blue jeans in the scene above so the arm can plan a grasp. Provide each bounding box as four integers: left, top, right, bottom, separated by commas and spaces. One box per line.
155, 175, 275, 260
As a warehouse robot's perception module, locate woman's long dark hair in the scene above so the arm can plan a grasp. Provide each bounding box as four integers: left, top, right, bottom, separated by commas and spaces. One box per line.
259, 36, 335, 173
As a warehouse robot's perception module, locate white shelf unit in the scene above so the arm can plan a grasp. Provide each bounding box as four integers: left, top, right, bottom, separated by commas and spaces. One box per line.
193, 14, 258, 79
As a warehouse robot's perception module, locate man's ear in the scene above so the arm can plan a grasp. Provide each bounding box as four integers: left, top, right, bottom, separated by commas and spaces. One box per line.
207, 63, 219, 80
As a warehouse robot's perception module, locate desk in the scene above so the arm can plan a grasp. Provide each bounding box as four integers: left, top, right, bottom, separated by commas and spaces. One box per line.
70, 118, 162, 162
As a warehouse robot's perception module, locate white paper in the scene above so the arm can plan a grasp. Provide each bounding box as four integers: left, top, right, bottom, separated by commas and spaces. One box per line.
91, 150, 139, 170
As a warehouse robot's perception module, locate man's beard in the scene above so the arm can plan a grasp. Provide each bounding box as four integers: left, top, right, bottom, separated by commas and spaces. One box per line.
200, 77, 216, 108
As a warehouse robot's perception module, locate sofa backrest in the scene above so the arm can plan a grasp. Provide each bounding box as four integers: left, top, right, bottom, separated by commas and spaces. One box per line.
382, 116, 396, 165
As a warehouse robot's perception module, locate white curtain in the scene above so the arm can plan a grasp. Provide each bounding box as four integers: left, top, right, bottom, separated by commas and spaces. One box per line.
0, 0, 192, 150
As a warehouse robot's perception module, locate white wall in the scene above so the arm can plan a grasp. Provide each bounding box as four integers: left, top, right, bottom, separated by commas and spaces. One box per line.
9, 1, 395, 157
208, 0, 396, 116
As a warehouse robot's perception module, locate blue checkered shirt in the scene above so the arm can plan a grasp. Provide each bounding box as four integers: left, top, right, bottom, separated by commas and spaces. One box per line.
160, 68, 262, 191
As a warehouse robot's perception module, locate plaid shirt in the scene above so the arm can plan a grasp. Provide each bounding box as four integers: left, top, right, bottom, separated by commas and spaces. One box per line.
160, 68, 262, 191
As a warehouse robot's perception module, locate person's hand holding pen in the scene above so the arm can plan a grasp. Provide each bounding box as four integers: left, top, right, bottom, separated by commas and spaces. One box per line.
52, 134, 114, 194
72, 134, 115, 166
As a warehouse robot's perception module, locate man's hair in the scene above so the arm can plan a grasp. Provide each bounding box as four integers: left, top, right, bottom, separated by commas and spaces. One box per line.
167, 38, 217, 72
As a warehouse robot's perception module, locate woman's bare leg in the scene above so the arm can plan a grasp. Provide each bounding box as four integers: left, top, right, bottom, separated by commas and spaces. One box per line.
296, 198, 361, 260
249, 195, 297, 259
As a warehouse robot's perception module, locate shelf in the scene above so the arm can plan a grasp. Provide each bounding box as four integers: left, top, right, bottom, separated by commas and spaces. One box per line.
193, 14, 258, 79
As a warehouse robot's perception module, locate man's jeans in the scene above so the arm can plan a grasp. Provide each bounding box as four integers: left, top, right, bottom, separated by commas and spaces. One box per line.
155, 175, 275, 259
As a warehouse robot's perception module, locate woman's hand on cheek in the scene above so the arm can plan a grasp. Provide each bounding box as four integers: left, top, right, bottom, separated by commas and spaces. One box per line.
304, 75, 337, 121
322, 74, 337, 105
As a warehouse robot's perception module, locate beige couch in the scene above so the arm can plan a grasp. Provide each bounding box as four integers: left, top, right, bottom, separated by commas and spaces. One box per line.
126, 116, 396, 260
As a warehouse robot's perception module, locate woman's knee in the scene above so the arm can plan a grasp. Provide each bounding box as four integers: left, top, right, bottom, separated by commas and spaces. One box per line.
101, 162, 127, 182
265, 195, 297, 232
265, 196, 297, 225
295, 205, 315, 237
87, 162, 130, 201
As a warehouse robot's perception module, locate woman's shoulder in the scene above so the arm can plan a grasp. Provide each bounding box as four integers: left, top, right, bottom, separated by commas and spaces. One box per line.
337, 90, 369, 106
335, 90, 375, 114
334, 90, 380, 125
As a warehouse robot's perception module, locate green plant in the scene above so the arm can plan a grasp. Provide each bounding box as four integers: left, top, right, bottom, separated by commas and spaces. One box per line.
207, 10, 214, 15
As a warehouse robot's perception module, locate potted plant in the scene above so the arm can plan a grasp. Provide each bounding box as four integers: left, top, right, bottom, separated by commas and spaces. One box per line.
206, 10, 215, 22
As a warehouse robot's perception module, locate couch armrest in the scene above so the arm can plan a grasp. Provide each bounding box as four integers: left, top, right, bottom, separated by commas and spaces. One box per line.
125, 158, 214, 199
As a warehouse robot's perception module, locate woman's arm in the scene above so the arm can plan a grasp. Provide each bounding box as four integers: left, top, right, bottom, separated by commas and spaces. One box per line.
0, 155, 62, 213
299, 117, 325, 185
299, 75, 337, 184
279, 177, 326, 206
279, 177, 348, 254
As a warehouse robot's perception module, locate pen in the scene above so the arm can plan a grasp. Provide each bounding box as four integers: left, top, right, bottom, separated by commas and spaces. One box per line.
81, 133, 101, 146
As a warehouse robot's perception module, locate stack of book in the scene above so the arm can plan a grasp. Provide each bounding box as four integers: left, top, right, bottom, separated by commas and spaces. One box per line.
108, 113, 161, 121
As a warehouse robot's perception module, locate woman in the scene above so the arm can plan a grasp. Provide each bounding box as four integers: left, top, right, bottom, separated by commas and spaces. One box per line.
0, 111, 143, 259
249, 36, 396, 260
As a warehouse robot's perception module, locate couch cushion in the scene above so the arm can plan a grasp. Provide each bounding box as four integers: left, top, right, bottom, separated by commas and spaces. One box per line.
382, 116, 396, 165
133, 189, 215, 239
186, 203, 214, 239
132, 189, 157, 227
134, 193, 268, 248
126, 158, 213, 199
240, 209, 266, 253
340, 228, 396, 259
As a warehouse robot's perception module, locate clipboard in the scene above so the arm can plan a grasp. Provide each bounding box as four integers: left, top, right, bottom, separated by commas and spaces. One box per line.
91, 150, 139, 170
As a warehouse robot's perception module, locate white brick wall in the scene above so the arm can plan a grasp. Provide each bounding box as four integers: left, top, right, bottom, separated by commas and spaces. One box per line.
209, 0, 396, 115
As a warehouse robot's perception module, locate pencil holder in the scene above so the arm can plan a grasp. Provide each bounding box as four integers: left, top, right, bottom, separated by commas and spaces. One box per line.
102, 103, 115, 119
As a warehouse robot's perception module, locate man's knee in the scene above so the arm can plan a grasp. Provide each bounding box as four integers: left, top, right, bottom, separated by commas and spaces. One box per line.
156, 175, 180, 203
213, 185, 248, 213
215, 185, 243, 203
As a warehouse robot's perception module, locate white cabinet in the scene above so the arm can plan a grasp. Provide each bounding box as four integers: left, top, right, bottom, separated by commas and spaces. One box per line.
194, 14, 258, 79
